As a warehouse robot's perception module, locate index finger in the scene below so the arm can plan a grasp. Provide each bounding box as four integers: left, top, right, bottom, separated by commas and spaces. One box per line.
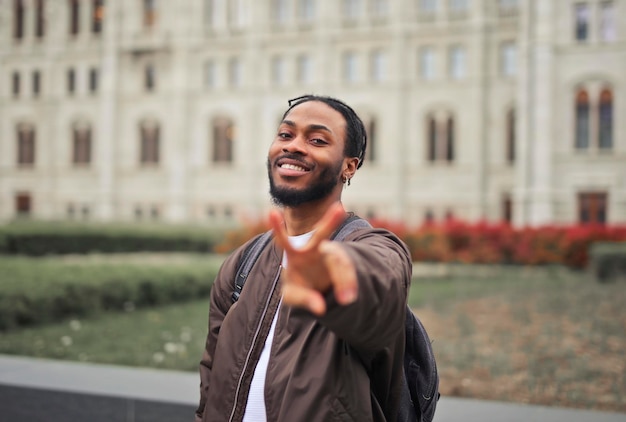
308, 202, 347, 246
269, 209, 294, 253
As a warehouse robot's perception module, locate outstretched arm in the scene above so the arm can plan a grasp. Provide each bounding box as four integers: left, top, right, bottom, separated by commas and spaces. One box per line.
269, 202, 358, 316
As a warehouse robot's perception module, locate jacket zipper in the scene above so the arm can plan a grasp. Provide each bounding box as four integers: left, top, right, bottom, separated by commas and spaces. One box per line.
228, 266, 282, 422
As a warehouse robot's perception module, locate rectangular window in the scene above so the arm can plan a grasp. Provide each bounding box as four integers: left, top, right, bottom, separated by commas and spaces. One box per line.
343, 0, 361, 20
67, 68, 76, 94
144, 0, 157, 28
145, 64, 156, 91
205, 60, 216, 88
298, 0, 315, 22
296, 54, 313, 84
205, 0, 218, 29
419, 0, 436, 14
343, 51, 358, 83
229, 58, 241, 88
370, 50, 386, 82
32, 71, 41, 97
578, 192, 607, 224
271, 56, 286, 86
574, 3, 589, 41
70, 0, 80, 35
89, 68, 98, 93
498, 0, 518, 15
502, 194, 513, 223
15, 193, 32, 217
12, 72, 20, 97
92, 0, 104, 33
420, 47, 435, 80
35, 0, 45, 38
449, 45, 466, 80
228, 0, 246, 28
371, 0, 388, 18
600, 2, 616, 42
500, 42, 516, 76
14, 0, 25, 39
272, 0, 289, 23
449, 0, 468, 13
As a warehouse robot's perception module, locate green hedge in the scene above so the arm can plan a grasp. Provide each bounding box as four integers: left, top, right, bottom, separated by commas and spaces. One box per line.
0, 255, 223, 331
589, 241, 626, 283
0, 222, 226, 255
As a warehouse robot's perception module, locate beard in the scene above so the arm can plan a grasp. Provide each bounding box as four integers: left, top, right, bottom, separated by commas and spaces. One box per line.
267, 157, 343, 207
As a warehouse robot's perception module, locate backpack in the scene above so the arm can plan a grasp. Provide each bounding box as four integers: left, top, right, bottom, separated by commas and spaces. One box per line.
231, 215, 440, 422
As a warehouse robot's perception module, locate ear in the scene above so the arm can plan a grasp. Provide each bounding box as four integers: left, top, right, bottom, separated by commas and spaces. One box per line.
343, 157, 359, 180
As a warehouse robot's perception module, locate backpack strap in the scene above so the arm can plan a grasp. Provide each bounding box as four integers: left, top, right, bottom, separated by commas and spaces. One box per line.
333, 214, 372, 241
231, 214, 371, 303
231, 231, 273, 303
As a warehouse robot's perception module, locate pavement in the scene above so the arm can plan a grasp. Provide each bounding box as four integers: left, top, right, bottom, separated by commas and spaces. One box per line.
0, 354, 624, 422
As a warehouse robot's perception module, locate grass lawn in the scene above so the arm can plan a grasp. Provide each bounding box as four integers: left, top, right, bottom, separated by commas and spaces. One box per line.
0, 265, 624, 412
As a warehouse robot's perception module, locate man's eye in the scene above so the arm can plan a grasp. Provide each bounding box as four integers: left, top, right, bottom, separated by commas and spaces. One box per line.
278, 132, 292, 139
310, 138, 327, 145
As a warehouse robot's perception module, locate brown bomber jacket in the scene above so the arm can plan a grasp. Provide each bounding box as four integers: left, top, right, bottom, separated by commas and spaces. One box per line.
195, 226, 412, 422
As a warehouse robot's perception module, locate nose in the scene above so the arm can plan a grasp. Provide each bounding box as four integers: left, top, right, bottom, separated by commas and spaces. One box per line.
282, 134, 307, 154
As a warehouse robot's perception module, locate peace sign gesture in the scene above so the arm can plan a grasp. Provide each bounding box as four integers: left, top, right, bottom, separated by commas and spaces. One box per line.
269, 202, 358, 316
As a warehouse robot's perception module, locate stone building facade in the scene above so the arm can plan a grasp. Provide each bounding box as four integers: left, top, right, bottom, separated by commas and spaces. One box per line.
0, 0, 624, 226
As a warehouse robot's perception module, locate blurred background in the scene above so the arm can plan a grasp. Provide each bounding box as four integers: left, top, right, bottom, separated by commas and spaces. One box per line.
1, 0, 624, 227
0, 0, 625, 418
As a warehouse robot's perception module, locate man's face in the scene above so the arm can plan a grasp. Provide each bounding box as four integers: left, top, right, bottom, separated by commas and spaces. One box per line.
267, 101, 348, 207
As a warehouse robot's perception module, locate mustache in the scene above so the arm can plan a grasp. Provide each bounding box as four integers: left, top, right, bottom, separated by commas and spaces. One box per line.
273, 153, 312, 167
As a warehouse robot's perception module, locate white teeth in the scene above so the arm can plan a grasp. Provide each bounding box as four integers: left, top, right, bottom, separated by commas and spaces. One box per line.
281, 164, 307, 172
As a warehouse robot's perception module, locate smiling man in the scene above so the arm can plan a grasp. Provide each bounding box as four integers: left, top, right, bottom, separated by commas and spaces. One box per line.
196, 95, 412, 421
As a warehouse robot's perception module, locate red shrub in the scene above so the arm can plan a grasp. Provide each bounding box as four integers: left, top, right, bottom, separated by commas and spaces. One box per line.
213, 215, 626, 269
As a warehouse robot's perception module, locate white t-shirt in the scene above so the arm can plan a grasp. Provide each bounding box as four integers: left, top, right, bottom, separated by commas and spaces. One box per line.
242, 231, 314, 422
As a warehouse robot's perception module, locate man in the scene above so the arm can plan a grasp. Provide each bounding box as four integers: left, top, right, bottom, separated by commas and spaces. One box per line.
196, 95, 412, 421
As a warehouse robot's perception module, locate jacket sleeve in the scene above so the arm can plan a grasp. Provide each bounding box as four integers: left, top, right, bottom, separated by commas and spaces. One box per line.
194, 250, 242, 421
318, 228, 412, 353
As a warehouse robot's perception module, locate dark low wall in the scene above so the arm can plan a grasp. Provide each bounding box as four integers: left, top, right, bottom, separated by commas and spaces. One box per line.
0, 384, 195, 422
0, 355, 198, 422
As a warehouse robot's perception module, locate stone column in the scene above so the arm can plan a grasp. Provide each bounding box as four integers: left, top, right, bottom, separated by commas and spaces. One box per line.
97, 0, 119, 220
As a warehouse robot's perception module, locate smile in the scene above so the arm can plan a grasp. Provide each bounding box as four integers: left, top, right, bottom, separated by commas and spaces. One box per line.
280, 163, 309, 172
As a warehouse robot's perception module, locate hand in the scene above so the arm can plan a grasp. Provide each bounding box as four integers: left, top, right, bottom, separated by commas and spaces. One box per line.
269, 203, 358, 316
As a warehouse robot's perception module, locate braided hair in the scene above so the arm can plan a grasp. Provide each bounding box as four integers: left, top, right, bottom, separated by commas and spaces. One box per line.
282, 95, 368, 169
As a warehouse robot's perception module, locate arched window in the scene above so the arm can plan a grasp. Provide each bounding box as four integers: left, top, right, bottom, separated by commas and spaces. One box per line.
16, 123, 36, 166
143, 0, 157, 28
506, 108, 515, 164
92, 0, 104, 33
446, 116, 454, 162
598, 88, 613, 149
426, 112, 455, 163
361, 114, 377, 164
72, 122, 92, 165
14, 0, 25, 39
574, 89, 589, 149
212, 116, 234, 163
69, 0, 80, 35
140, 120, 160, 164
35, 0, 45, 38
426, 115, 436, 162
